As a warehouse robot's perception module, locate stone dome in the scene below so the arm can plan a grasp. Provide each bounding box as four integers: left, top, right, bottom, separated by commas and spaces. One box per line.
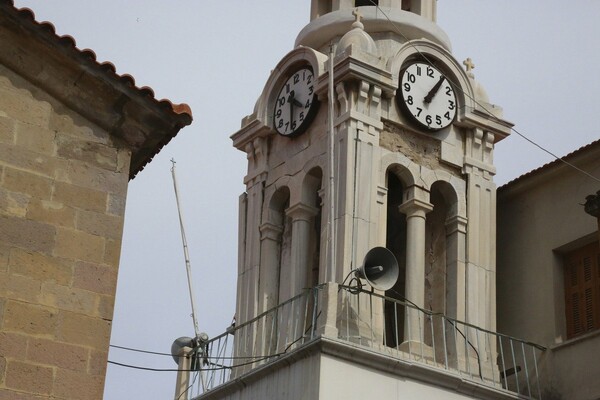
335, 18, 377, 57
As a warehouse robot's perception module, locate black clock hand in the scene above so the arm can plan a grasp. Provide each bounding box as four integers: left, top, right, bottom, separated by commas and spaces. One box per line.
292, 98, 303, 108
287, 91, 295, 120
424, 75, 445, 104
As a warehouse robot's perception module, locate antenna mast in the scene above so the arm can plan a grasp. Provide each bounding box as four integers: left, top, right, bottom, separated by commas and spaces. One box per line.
170, 159, 201, 340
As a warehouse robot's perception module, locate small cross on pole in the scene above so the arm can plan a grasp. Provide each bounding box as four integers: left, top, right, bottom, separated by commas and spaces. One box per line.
352, 8, 363, 25
463, 58, 475, 73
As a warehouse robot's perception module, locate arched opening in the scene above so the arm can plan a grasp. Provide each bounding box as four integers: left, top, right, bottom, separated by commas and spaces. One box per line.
423, 182, 448, 349
424, 180, 459, 360
267, 186, 291, 304
384, 170, 407, 347
356, 0, 378, 6
303, 168, 323, 288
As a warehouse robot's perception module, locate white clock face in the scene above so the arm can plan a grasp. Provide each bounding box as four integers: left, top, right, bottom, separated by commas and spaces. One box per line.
398, 62, 457, 131
273, 67, 318, 137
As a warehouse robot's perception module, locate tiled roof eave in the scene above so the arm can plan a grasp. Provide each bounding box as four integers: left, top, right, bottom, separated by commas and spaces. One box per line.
1, 0, 193, 179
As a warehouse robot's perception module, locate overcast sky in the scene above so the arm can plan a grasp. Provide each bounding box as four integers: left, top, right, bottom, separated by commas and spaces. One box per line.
12, 1, 600, 399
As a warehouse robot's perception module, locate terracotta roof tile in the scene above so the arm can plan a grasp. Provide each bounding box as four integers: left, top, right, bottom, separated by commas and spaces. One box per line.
2, 0, 193, 178
7, 2, 192, 122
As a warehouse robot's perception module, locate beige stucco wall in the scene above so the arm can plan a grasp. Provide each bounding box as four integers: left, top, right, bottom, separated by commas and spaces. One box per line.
497, 146, 600, 400
0, 63, 131, 398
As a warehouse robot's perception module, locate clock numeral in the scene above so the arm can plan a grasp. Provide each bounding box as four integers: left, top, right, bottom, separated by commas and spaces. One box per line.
305, 99, 312, 108
445, 86, 452, 96
427, 66, 434, 78
276, 109, 282, 118
307, 75, 312, 84
299, 112, 305, 122
285, 84, 290, 94
403, 83, 411, 92
417, 66, 422, 76
285, 122, 289, 132
426, 115, 432, 125
436, 115, 442, 126
444, 111, 451, 120
407, 73, 416, 83
294, 74, 300, 84
448, 100, 455, 110
278, 119, 284, 128
291, 121, 297, 130
416, 107, 423, 117
278, 97, 286, 107
406, 95, 414, 105
308, 86, 314, 96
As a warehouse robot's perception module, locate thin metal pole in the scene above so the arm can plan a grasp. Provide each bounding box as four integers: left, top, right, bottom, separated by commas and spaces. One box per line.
499, 337, 508, 390
521, 342, 531, 398
430, 314, 436, 365
532, 346, 542, 400
510, 339, 520, 395
442, 317, 448, 370
327, 44, 337, 283
170, 159, 202, 340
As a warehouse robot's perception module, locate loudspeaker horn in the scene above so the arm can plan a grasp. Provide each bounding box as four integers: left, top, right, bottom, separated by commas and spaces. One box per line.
356, 247, 399, 291
171, 336, 194, 365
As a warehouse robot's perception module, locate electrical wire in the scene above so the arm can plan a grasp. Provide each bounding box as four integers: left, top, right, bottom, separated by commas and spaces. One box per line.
109, 343, 297, 361
366, 0, 600, 184
109, 311, 321, 374
110, 344, 174, 357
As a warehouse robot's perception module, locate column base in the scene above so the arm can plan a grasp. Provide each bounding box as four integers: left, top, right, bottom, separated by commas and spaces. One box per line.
397, 340, 434, 361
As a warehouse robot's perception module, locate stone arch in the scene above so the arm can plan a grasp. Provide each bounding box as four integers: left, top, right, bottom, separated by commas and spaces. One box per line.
267, 185, 291, 226
380, 152, 418, 189
302, 167, 324, 287
424, 179, 466, 362
259, 185, 292, 314
382, 163, 415, 347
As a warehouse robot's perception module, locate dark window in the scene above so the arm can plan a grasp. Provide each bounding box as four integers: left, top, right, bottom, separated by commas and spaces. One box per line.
564, 241, 600, 338
356, 0, 378, 6
402, 0, 411, 11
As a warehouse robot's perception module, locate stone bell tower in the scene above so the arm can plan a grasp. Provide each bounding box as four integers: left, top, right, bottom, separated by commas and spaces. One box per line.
214, 1, 517, 399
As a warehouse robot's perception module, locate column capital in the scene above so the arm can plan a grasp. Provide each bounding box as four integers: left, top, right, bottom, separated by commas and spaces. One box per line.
286, 202, 319, 222
398, 198, 433, 218
446, 215, 468, 234
260, 222, 283, 241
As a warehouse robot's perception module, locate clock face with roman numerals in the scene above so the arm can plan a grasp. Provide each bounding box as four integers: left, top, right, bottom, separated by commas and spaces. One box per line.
397, 62, 457, 131
273, 67, 319, 137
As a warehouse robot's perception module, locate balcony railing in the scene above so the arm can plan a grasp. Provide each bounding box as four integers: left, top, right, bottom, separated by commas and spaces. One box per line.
187, 284, 545, 399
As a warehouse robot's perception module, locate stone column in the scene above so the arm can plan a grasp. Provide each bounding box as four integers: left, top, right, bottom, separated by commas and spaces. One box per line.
259, 223, 284, 313
398, 196, 433, 348
275, 203, 317, 351
286, 203, 319, 298
445, 215, 468, 367
257, 222, 283, 356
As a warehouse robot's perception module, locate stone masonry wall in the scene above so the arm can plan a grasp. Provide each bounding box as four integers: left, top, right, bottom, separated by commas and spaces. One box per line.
0, 64, 131, 399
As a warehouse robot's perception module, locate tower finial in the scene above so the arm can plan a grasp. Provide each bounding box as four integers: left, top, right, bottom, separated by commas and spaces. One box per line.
352, 8, 364, 30
463, 58, 475, 73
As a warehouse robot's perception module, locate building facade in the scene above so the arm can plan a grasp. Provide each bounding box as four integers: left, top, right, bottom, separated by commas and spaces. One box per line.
497, 140, 600, 400
0, 2, 191, 398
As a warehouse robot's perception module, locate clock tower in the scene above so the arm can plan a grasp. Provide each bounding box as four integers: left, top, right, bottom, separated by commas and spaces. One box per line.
192, 2, 541, 400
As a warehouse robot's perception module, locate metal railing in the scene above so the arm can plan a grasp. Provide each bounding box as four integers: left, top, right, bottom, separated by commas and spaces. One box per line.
190, 284, 545, 399
191, 287, 322, 396
336, 286, 545, 399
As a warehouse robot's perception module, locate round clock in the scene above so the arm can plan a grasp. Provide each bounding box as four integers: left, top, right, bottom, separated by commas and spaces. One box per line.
273, 66, 319, 137
397, 61, 457, 131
